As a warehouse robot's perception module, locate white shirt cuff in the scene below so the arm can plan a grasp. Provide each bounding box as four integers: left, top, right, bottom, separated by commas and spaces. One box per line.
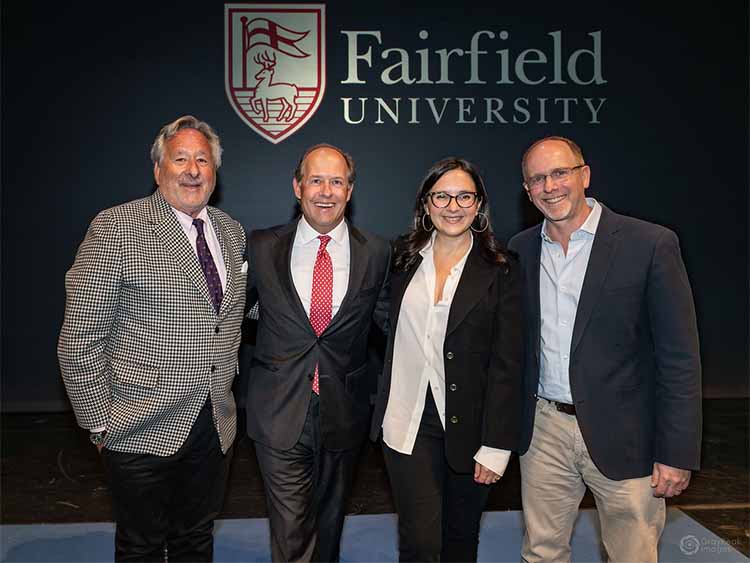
473, 446, 511, 476
89, 426, 106, 433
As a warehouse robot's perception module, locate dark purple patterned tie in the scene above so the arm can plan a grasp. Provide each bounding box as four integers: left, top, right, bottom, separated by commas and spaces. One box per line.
193, 218, 223, 313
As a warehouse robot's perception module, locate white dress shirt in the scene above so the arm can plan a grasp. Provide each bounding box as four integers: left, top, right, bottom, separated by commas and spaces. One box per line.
538, 198, 601, 403
172, 206, 228, 291
382, 232, 511, 476
291, 216, 350, 317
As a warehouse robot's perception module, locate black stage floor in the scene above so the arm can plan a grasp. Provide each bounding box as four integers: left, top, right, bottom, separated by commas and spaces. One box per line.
2, 399, 748, 557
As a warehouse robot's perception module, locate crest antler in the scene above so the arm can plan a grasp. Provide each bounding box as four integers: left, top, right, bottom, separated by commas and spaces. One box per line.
260, 50, 276, 69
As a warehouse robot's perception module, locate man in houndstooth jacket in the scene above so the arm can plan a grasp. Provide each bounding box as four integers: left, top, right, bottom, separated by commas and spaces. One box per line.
58, 116, 248, 561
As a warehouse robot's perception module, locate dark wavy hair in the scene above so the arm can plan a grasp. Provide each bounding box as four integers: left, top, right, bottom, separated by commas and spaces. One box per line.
392, 157, 511, 272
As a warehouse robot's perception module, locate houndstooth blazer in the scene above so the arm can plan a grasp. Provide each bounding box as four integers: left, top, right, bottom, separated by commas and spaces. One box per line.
58, 190, 247, 456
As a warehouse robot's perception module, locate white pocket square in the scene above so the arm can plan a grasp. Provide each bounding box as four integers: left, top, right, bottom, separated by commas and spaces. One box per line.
241, 261, 249, 274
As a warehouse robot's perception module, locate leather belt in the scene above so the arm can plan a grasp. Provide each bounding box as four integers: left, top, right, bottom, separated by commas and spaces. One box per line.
540, 397, 576, 416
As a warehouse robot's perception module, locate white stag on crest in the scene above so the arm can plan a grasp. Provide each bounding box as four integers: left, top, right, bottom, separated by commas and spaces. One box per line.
251, 51, 298, 122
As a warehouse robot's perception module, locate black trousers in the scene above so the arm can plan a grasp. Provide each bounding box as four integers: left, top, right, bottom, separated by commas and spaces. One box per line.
383, 388, 491, 563
254, 393, 360, 563
102, 399, 232, 562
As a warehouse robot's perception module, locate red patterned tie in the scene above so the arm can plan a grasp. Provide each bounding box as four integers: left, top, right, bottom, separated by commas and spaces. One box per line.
309, 235, 333, 394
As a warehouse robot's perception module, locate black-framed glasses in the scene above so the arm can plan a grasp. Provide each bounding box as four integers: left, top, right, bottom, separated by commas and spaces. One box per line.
523, 165, 586, 191
425, 191, 479, 208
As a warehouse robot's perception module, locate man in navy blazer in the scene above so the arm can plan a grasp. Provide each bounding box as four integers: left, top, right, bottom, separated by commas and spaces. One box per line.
508, 136, 701, 563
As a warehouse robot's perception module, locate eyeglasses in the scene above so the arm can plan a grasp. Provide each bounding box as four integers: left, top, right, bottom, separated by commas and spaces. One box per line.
425, 191, 479, 208
523, 165, 586, 191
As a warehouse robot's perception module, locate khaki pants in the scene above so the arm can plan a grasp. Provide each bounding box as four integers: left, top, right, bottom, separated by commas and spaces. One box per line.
520, 398, 665, 563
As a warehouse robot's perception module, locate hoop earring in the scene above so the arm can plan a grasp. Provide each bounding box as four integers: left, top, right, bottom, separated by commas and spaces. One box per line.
421, 212, 434, 232
471, 211, 489, 233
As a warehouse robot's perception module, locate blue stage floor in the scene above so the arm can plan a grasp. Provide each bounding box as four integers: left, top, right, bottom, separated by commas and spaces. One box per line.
2, 509, 747, 562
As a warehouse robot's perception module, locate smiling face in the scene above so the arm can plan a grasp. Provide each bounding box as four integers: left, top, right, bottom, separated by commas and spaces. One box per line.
523, 139, 591, 236
154, 128, 216, 218
293, 147, 353, 234
424, 169, 480, 240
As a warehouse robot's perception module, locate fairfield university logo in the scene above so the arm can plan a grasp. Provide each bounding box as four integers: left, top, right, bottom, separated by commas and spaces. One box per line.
225, 3, 325, 144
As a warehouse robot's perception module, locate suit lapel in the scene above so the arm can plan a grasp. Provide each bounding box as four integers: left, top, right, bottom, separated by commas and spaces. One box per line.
446, 243, 496, 336
148, 190, 215, 313
389, 255, 423, 336
570, 206, 620, 355
527, 229, 543, 374
274, 221, 313, 332
325, 222, 368, 334
208, 208, 236, 318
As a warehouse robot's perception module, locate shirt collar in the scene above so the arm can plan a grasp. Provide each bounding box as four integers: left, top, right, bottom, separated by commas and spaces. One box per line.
296, 215, 349, 246
171, 205, 210, 234
419, 231, 474, 272
541, 197, 602, 242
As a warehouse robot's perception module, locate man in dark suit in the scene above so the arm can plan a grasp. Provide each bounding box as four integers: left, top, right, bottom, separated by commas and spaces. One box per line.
508, 136, 701, 563
58, 116, 247, 561
245, 144, 390, 562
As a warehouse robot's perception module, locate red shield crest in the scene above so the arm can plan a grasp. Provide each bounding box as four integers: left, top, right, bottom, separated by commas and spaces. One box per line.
225, 3, 326, 144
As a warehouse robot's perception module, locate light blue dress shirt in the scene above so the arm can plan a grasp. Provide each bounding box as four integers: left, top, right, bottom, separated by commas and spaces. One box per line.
538, 198, 602, 404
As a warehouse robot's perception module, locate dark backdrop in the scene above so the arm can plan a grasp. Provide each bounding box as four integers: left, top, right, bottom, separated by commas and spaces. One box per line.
2, 1, 748, 411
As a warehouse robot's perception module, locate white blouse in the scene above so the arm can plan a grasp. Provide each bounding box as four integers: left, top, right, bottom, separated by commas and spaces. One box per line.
382, 233, 510, 476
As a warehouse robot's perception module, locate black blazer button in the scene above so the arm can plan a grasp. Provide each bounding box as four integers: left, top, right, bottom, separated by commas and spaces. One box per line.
215, 326, 220, 334
210, 365, 216, 373
446, 351, 454, 360
449, 383, 457, 391
308, 373, 314, 381
450, 415, 459, 424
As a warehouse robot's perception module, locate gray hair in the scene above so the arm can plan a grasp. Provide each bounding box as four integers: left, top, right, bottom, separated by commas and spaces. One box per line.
150, 115, 223, 168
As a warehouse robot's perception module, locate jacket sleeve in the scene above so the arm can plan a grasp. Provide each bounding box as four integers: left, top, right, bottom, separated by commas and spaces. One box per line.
649, 229, 702, 470
481, 258, 523, 451
57, 210, 122, 430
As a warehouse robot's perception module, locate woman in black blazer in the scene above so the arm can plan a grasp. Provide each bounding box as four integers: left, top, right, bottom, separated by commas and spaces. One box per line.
370, 157, 522, 562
